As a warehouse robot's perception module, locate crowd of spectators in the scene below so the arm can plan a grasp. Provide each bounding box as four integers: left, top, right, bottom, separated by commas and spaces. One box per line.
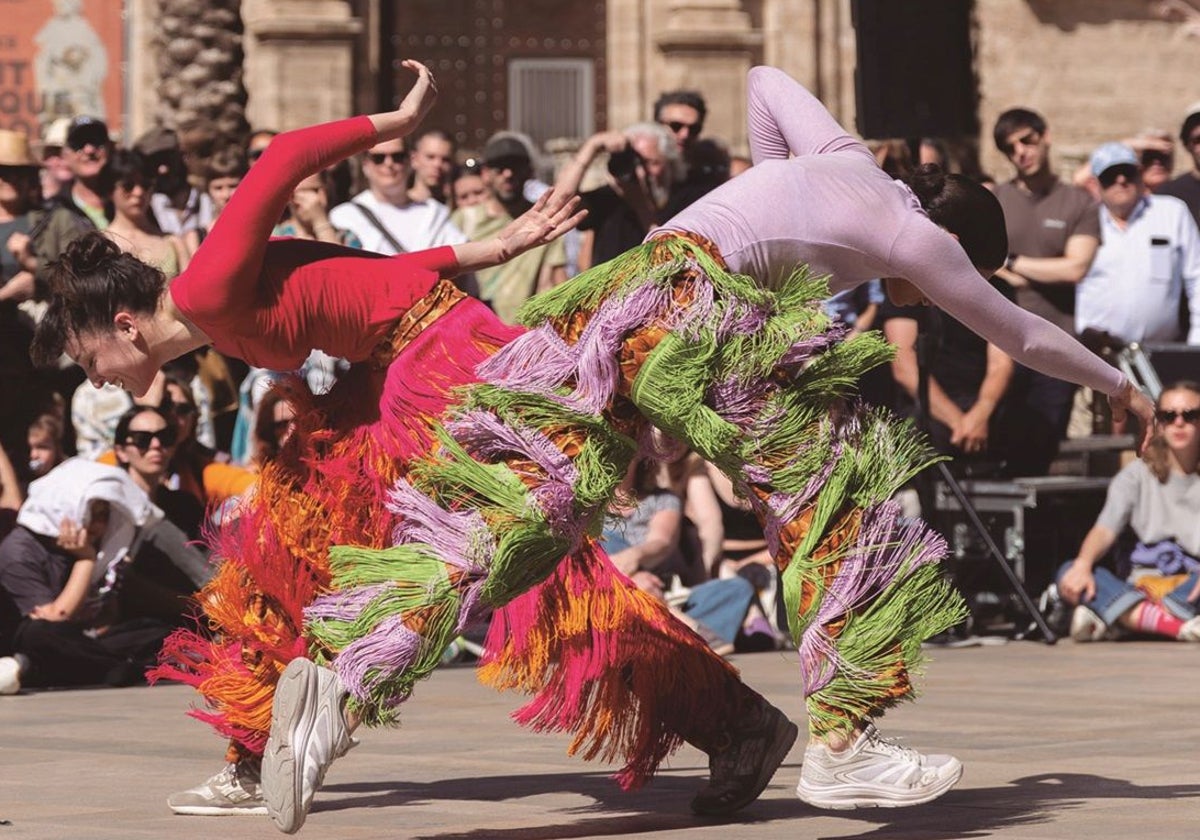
1, 80, 1199, 692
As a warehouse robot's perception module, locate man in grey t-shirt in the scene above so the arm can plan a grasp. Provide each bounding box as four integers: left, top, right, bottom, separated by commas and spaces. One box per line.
991, 108, 1100, 476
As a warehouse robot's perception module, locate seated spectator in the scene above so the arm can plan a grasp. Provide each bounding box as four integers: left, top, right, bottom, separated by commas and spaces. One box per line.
252, 387, 297, 466
102, 148, 190, 278
113, 406, 203, 538
0, 442, 20, 539
0, 458, 170, 693
159, 372, 254, 509
1056, 381, 1200, 642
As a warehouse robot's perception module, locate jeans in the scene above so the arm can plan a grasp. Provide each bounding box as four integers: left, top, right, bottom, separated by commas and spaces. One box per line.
1056, 561, 1200, 626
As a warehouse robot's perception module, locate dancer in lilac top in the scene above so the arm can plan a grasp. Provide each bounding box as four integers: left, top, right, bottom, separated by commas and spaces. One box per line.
663, 66, 1132, 406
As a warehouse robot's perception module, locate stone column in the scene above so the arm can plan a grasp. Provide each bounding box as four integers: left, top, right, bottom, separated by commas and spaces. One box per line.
241, 0, 362, 130
650, 0, 763, 154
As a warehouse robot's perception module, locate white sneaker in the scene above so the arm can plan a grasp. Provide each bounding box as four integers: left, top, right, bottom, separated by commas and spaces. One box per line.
1176, 616, 1200, 642
167, 762, 267, 816
0, 656, 20, 695
262, 659, 356, 834
795, 724, 963, 809
1069, 605, 1108, 642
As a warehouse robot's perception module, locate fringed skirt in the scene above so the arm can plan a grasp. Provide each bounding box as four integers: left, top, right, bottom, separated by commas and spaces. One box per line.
151, 281, 522, 759
304, 233, 966, 786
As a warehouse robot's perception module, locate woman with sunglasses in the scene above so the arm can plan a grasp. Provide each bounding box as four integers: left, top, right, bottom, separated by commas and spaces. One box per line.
1056, 380, 1200, 641
102, 148, 190, 279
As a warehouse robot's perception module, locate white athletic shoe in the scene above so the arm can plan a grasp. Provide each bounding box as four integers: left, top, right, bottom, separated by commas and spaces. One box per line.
1176, 615, 1200, 642
0, 656, 20, 695
166, 762, 267, 816
1069, 605, 1108, 642
262, 659, 356, 834
795, 724, 963, 809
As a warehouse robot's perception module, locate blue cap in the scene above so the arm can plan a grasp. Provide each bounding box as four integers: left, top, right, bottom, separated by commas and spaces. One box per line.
1089, 142, 1138, 177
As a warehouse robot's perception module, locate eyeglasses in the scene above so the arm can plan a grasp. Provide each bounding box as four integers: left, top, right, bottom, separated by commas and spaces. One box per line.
1156, 408, 1200, 424
123, 427, 177, 451
663, 120, 698, 134
367, 152, 406, 165
247, 147, 266, 162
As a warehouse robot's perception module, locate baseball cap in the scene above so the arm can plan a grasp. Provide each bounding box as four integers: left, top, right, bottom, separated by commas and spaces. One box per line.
42, 117, 71, 149
66, 115, 110, 150
482, 136, 530, 166
1089, 142, 1138, 178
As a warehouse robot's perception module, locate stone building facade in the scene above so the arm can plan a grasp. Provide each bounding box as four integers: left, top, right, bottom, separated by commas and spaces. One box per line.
123, 0, 1198, 177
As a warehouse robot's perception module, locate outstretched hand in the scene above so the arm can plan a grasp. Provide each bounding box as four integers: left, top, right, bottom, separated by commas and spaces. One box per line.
1109, 379, 1156, 455
395, 59, 438, 128
495, 189, 587, 262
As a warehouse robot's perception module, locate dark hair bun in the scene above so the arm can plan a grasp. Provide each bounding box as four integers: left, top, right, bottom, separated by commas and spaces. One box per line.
62, 231, 122, 275
905, 163, 946, 208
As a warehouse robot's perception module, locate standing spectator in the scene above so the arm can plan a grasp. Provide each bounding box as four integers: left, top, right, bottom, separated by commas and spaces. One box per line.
451, 134, 567, 321
0, 130, 44, 456
1076, 143, 1200, 346
37, 117, 73, 201
991, 108, 1100, 475
184, 147, 249, 253
246, 129, 278, 166
329, 136, 466, 256
451, 164, 487, 208
654, 89, 706, 157
1159, 102, 1200, 227
102, 149, 189, 278
407, 128, 456, 205
274, 168, 361, 247
29, 116, 112, 282
135, 127, 214, 239
554, 123, 683, 267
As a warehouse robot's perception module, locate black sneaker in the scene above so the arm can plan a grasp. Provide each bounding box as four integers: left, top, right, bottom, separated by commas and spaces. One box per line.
690, 699, 798, 815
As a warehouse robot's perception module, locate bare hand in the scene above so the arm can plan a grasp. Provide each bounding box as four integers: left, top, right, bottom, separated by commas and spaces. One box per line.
589, 130, 629, 156
1109, 380, 1156, 455
950, 405, 990, 454
290, 186, 329, 228
630, 570, 665, 601
1057, 561, 1096, 606
56, 516, 97, 560
6, 230, 30, 261
395, 59, 438, 127
495, 189, 586, 262
995, 267, 1027, 288
30, 602, 71, 622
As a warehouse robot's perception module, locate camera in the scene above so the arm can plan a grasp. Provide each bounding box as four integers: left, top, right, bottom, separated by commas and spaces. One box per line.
607, 145, 643, 182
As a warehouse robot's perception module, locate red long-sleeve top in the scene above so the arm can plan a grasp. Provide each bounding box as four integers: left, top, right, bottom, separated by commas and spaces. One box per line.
170, 116, 458, 370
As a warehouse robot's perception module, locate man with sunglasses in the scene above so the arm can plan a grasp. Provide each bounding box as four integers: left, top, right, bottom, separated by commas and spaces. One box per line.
1076, 142, 1200, 348
654, 90, 706, 156
991, 108, 1101, 476
133, 126, 215, 241
29, 116, 112, 291
1159, 102, 1200, 228
329, 136, 468, 258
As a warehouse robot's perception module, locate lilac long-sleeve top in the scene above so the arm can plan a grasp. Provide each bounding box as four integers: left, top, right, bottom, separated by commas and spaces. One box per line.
658, 66, 1125, 397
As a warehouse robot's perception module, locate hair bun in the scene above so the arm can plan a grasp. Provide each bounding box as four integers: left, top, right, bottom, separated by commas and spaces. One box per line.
905, 163, 947, 207
62, 231, 121, 275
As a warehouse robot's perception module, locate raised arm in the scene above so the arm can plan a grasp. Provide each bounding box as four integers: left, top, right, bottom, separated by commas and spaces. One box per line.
175, 61, 438, 323
746, 66, 874, 165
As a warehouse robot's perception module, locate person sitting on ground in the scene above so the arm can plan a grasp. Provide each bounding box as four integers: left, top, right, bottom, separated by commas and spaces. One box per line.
0, 457, 169, 694
1057, 380, 1200, 642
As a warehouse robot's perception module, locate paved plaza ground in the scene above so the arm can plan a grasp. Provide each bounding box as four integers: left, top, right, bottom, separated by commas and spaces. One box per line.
3, 639, 1199, 839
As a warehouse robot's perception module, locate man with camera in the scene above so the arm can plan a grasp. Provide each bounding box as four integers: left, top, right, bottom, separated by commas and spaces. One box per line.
555, 123, 683, 267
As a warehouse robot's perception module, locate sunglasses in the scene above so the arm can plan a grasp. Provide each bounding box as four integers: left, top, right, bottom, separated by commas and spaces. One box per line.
1156, 408, 1200, 424
664, 120, 698, 134
248, 147, 266, 162
1098, 165, 1139, 188
123, 427, 178, 451
367, 152, 406, 165
1141, 151, 1172, 168
168, 400, 196, 417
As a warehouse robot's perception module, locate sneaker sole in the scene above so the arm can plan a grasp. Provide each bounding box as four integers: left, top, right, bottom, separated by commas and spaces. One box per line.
691, 712, 800, 816
796, 759, 963, 809
263, 659, 321, 834
168, 803, 269, 816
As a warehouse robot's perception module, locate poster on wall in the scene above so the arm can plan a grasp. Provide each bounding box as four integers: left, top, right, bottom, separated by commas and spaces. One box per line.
1, 0, 125, 137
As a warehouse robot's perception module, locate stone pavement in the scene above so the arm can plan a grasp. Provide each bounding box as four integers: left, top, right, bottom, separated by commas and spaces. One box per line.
3, 640, 1199, 839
